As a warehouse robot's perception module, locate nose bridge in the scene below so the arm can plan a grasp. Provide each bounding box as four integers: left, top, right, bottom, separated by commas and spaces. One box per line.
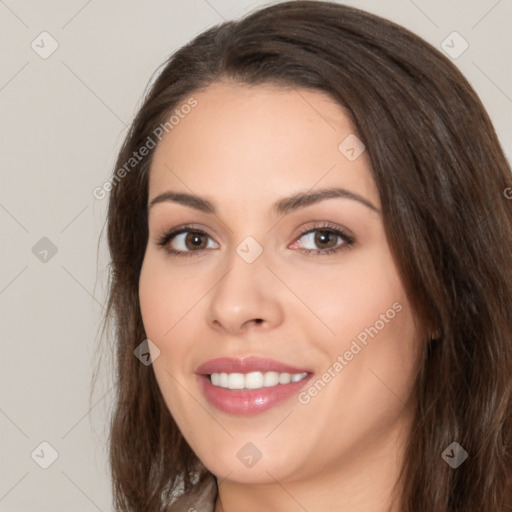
206, 239, 283, 333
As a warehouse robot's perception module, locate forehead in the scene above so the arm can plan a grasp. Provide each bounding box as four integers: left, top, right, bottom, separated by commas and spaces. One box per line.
148, 81, 378, 210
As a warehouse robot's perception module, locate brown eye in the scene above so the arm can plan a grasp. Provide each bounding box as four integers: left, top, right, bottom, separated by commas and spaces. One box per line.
156, 227, 219, 256
291, 225, 354, 256
183, 232, 208, 250
314, 230, 339, 249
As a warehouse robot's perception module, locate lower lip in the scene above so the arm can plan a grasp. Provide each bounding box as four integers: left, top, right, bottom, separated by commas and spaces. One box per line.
198, 374, 313, 416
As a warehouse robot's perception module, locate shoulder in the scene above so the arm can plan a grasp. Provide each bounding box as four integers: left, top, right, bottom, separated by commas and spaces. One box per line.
167, 471, 218, 512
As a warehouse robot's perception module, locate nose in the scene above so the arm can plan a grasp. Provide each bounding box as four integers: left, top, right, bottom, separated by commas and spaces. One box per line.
205, 250, 285, 335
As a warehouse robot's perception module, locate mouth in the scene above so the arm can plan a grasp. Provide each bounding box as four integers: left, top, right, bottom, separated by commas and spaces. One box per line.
196, 357, 314, 415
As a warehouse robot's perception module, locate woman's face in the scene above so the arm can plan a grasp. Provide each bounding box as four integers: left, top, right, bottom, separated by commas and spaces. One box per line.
139, 81, 422, 485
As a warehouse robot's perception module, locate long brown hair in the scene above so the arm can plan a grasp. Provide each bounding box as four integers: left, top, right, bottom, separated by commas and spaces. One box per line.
98, 1, 512, 510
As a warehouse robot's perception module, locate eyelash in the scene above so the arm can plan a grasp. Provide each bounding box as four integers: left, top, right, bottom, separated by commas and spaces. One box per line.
155, 222, 354, 258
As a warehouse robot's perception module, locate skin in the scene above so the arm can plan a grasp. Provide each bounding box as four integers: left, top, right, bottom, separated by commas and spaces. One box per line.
139, 80, 423, 512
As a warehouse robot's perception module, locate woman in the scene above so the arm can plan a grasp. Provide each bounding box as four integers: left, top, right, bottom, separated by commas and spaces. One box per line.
101, 1, 512, 511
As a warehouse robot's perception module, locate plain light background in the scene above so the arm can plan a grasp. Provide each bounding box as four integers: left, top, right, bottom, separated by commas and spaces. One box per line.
0, 0, 510, 510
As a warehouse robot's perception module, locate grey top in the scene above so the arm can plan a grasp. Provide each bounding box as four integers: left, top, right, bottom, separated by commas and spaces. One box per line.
167, 472, 218, 512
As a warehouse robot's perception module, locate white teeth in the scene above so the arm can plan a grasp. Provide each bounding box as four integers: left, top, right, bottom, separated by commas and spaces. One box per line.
228, 373, 245, 390
263, 371, 279, 387
209, 371, 308, 390
279, 373, 291, 384
219, 373, 229, 387
245, 371, 264, 389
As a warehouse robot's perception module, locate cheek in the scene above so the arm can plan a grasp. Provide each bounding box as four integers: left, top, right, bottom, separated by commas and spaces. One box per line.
138, 253, 213, 384
139, 259, 172, 339
304, 252, 419, 420
286, 248, 409, 348
138, 256, 196, 420
139, 253, 200, 339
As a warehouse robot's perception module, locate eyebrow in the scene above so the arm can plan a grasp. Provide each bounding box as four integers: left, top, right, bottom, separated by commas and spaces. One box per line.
148, 187, 380, 215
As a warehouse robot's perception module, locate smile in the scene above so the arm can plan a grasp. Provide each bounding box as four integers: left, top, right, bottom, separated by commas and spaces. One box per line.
209, 371, 309, 390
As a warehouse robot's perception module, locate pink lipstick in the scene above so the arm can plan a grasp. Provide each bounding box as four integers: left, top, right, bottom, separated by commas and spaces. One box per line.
196, 356, 313, 415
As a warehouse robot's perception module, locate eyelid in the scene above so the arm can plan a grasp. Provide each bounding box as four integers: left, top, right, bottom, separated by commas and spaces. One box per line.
290, 221, 355, 244
155, 223, 218, 248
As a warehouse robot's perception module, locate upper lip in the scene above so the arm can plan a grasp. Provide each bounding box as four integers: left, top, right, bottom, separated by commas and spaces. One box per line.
196, 356, 312, 375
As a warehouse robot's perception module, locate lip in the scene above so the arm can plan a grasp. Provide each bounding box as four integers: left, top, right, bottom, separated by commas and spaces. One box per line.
196, 356, 312, 375
196, 356, 313, 416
